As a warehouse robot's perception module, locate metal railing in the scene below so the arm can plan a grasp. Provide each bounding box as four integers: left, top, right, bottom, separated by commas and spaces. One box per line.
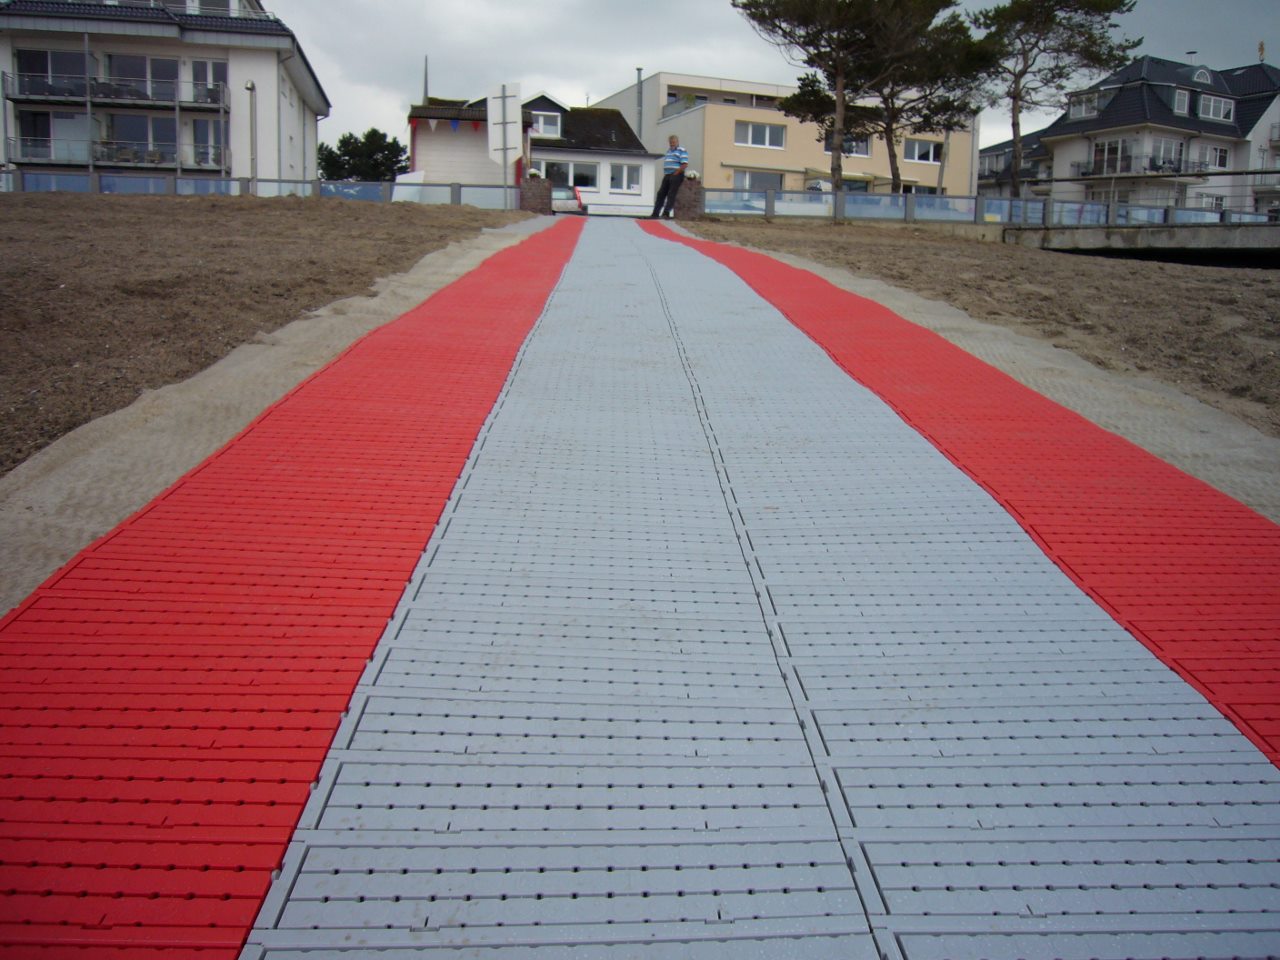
701, 188, 1277, 225
6, 137, 226, 169
0, 170, 520, 208
1071, 155, 1216, 178
4, 73, 228, 107
36, 0, 279, 19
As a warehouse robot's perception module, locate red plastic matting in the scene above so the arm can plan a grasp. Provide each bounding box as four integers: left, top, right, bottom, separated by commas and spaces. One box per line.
643, 220, 1280, 768
0, 217, 585, 958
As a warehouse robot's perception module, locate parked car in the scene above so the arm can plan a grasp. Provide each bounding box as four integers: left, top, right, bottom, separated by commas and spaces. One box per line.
551, 185, 585, 215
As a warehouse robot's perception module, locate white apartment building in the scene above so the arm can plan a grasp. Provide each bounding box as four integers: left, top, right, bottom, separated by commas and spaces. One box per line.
0, 0, 329, 182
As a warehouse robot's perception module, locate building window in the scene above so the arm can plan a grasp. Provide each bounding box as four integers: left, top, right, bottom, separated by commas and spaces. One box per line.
1198, 192, 1224, 211
191, 60, 228, 104
610, 163, 641, 192
531, 112, 561, 138
15, 49, 91, 95
1069, 94, 1098, 118
824, 132, 871, 157
733, 169, 783, 191
734, 121, 785, 149
1199, 94, 1234, 122
1199, 144, 1230, 169
1151, 137, 1185, 171
904, 139, 943, 163
1092, 137, 1132, 174
722, 97, 737, 104
1193, 68, 1212, 83
543, 160, 597, 189
1173, 89, 1190, 114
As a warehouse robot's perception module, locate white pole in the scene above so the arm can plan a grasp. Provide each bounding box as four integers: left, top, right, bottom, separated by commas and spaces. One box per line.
501, 82, 509, 210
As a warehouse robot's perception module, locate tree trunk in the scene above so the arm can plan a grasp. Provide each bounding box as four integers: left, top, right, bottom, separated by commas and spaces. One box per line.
1009, 82, 1024, 199
831, 65, 845, 219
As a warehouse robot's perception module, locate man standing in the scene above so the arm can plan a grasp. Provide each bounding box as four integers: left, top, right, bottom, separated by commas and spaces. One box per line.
650, 135, 689, 219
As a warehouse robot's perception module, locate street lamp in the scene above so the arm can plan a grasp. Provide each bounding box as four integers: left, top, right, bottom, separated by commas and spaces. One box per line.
244, 79, 257, 182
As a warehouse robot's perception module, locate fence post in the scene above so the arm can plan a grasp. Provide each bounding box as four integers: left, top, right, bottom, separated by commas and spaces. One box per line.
381, 181, 393, 203
764, 189, 775, 219
310, 179, 321, 199
88, 171, 101, 194
1165, 205, 1177, 225
973, 194, 985, 224
1221, 208, 1233, 224
450, 182, 462, 205
238, 177, 250, 197
1106, 201, 1118, 225
12, 167, 23, 192
904, 193, 916, 223
1042, 199, 1053, 226
165, 174, 176, 196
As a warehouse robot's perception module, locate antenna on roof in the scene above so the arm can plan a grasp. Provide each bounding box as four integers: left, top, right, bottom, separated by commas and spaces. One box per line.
1260, 41, 1266, 62
422, 55, 429, 105
1185, 50, 1198, 60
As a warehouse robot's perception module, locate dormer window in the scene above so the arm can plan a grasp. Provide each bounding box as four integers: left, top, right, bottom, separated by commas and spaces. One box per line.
1193, 68, 1211, 83
1199, 94, 1234, 122
1069, 93, 1098, 119
531, 112, 561, 138
1173, 89, 1189, 114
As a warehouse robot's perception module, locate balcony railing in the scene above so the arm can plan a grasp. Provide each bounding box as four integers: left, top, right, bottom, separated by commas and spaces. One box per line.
4, 73, 228, 108
31, 0, 279, 19
7, 137, 227, 169
1071, 155, 1214, 178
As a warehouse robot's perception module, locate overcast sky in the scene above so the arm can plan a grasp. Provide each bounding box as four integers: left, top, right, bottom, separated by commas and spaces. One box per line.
265, 0, 1277, 149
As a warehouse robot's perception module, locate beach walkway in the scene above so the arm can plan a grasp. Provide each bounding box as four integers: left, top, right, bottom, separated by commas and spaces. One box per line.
1, 217, 1279, 959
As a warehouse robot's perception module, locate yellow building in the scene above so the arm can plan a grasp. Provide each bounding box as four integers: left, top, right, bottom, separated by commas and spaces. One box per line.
596, 71, 978, 196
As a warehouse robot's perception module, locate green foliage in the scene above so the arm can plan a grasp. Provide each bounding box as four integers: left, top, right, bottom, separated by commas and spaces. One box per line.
973, 0, 1140, 195
317, 128, 410, 182
736, 0, 997, 196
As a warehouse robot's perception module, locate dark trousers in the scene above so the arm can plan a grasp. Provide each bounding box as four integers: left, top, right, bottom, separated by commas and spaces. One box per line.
652, 171, 685, 217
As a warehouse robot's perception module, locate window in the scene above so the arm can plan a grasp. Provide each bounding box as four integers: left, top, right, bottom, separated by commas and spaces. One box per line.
1193, 68, 1211, 83
732, 169, 783, 191
542, 160, 597, 189
1151, 137, 1184, 171
824, 131, 870, 157
105, 55, 177, 99
1198, 192, 1224, 211
1091, 137, 1132, 174
1069, 94, 1098, 119
531, 112, 561, 138
1199, 94, 1234, 122
191, 60, 228, 103
1199, 144, 1229, 169
1173, 89, 1190, 114
722, 97, 737, 104
609, 163, 641, 193
193, 117, 225, 166
734, 121, 785, 148
16, 49, 90, 94
904, 139, 943, 163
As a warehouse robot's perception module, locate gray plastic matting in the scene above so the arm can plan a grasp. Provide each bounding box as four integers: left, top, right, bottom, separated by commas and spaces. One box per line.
241, 218, 1280, 959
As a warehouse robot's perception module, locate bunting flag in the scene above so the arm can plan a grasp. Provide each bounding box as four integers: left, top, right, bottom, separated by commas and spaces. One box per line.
449, 119, 459, 132
428, 118, 438, 131
471, 120, 483, 132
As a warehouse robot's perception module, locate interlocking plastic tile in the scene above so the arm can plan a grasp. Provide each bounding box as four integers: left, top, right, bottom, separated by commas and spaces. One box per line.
0, 218, 584, 958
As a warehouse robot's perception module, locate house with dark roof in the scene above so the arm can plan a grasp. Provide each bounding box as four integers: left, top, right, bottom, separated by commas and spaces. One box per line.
1037, 55, 1280, 214
403, 90, 658, 214
0, 0, 330, 182
977, 129, 1051, 198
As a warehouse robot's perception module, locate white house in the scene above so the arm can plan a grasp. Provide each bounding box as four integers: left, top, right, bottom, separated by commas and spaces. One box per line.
0, 0, 329, 182
1033, 56, 1280, 214
402, 91, 658, 214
